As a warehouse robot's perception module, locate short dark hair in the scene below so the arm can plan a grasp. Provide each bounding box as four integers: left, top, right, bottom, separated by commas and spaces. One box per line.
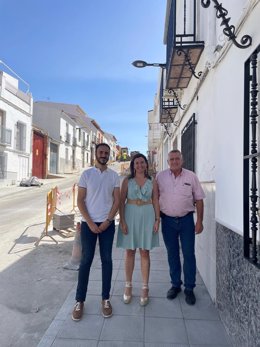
169, 149, 182, 156
128, 153, 151, 179
95, 143, 110, 153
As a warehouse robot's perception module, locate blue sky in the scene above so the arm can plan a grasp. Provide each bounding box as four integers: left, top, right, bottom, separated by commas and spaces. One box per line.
1, 0, 166, 154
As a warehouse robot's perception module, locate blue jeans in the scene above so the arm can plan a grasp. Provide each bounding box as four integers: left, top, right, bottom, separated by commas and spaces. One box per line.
161, 212, 196, 290
76, 221, 115, 301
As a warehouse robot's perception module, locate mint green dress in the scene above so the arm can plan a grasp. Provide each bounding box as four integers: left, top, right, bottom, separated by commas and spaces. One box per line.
116, 178, 159, 250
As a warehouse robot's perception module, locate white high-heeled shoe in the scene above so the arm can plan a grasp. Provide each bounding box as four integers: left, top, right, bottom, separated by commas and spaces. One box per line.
140, 284, 149, 306
123, 282, 132, 304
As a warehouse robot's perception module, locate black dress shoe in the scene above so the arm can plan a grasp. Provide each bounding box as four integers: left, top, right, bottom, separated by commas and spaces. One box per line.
184, 289, 196, 305
167, 286, 181, 300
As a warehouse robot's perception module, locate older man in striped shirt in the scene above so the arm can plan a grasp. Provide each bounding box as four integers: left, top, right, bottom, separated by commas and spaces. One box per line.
156, 150, 205, 305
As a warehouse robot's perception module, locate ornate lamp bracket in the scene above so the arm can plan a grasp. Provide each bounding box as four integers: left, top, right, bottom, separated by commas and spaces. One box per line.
163, 123, 172, 137
167, 89, 186, 110
177, 48, 203, 79
201, 0, 252, 49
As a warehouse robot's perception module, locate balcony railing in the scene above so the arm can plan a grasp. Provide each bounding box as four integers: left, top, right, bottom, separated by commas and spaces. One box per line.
0, 126, 12, 146
159, 73, 178, 124
166, 0, 204, 89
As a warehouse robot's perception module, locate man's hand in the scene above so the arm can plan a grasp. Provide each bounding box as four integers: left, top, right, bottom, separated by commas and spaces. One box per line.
99, 220, 111, 233
88, 221, 101, 234
195, 221, 203, 234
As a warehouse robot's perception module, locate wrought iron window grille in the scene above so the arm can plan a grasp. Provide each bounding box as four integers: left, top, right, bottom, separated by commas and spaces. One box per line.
181, 114, 196, 172
243, 45, 260, 268
201, 0, 252, 49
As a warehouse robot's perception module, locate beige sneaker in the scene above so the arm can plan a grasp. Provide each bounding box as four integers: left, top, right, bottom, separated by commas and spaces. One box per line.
102, 299, 112, 318
72, 302, 84, 321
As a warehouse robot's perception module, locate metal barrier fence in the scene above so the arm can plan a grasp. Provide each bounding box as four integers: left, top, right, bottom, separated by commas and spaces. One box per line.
35, 184, 79, 246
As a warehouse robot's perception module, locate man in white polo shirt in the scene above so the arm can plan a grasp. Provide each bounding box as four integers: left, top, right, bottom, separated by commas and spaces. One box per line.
156, 150, 205, 305
72, 143, 120, 321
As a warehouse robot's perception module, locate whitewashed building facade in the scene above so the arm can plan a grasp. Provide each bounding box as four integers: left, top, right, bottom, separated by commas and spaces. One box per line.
0, 70, 33, 186
104, 132, 117, 162
147, 1, 260, 346
33, 102, 80, 175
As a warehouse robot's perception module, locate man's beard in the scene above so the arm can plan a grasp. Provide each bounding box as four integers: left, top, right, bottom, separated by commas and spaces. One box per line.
96, 157, 108, 165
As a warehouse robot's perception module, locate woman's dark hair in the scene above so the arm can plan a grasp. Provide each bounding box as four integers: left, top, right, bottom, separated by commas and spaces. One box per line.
128, 153, 151, 179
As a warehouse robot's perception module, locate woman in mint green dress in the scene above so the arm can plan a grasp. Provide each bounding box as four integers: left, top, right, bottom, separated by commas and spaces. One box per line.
116, 153, 160, 306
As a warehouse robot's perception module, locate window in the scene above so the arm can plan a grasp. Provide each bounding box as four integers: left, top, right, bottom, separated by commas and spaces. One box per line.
16, 122, 26, 151
82, 132, 86, 147
243, 45, 260, 268
65, 148, 69, 164
0, 152, 7, 179
65, 123, 70, 143
0, 110, 12, 146
181, 114, 196, 171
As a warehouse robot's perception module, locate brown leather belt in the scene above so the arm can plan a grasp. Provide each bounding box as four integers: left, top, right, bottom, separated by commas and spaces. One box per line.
127, 199, 152, 206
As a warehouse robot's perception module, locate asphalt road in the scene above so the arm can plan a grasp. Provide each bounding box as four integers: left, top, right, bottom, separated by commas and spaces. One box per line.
0, 175, 80, 347
0, 163, 125, 347
0, 176, 78, 234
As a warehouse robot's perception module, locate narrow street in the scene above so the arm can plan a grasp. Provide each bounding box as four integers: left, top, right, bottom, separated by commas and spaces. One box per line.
0, 176, 78, 235
0, 175, 80, 347
0, 163, 124, 347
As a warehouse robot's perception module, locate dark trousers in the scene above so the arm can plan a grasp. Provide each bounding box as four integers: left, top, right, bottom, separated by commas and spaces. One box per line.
75, 221, 115, 301
161, 212, 196, 290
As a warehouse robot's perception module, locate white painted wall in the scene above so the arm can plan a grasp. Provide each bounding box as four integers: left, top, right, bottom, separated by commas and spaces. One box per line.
33, 103, 80, 174
158, 0, 260, 301
0, 71, 32, 185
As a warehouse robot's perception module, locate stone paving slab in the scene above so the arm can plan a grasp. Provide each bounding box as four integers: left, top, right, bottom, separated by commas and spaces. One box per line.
37, 236, 233, 347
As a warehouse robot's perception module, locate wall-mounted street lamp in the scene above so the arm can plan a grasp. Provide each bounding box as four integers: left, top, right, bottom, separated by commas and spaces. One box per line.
132, 59, 185, 126
132, 60, 166, 69
132, 59, 186, 111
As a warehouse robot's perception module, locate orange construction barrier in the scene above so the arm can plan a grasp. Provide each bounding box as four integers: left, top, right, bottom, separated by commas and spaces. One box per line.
35, 186, 58, 246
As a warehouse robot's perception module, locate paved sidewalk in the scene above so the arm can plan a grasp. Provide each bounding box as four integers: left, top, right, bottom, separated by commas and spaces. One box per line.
37, 232, 232, 347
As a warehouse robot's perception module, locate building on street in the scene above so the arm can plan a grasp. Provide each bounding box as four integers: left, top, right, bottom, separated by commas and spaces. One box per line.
0, 68, 33, 186
146, 1, 260, 346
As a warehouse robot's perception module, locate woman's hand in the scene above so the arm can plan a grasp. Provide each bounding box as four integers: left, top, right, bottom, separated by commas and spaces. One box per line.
120, 221, 128, 235
153, 219, 160, 233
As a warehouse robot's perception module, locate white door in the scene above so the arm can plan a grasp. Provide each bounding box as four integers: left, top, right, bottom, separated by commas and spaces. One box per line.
17, 156, 29, 181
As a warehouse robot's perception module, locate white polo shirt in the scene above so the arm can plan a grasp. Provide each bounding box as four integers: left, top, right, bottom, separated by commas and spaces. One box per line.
78, 166, 120, 223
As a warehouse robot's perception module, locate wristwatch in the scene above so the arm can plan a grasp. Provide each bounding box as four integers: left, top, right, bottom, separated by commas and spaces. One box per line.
106, 218, 113, 224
